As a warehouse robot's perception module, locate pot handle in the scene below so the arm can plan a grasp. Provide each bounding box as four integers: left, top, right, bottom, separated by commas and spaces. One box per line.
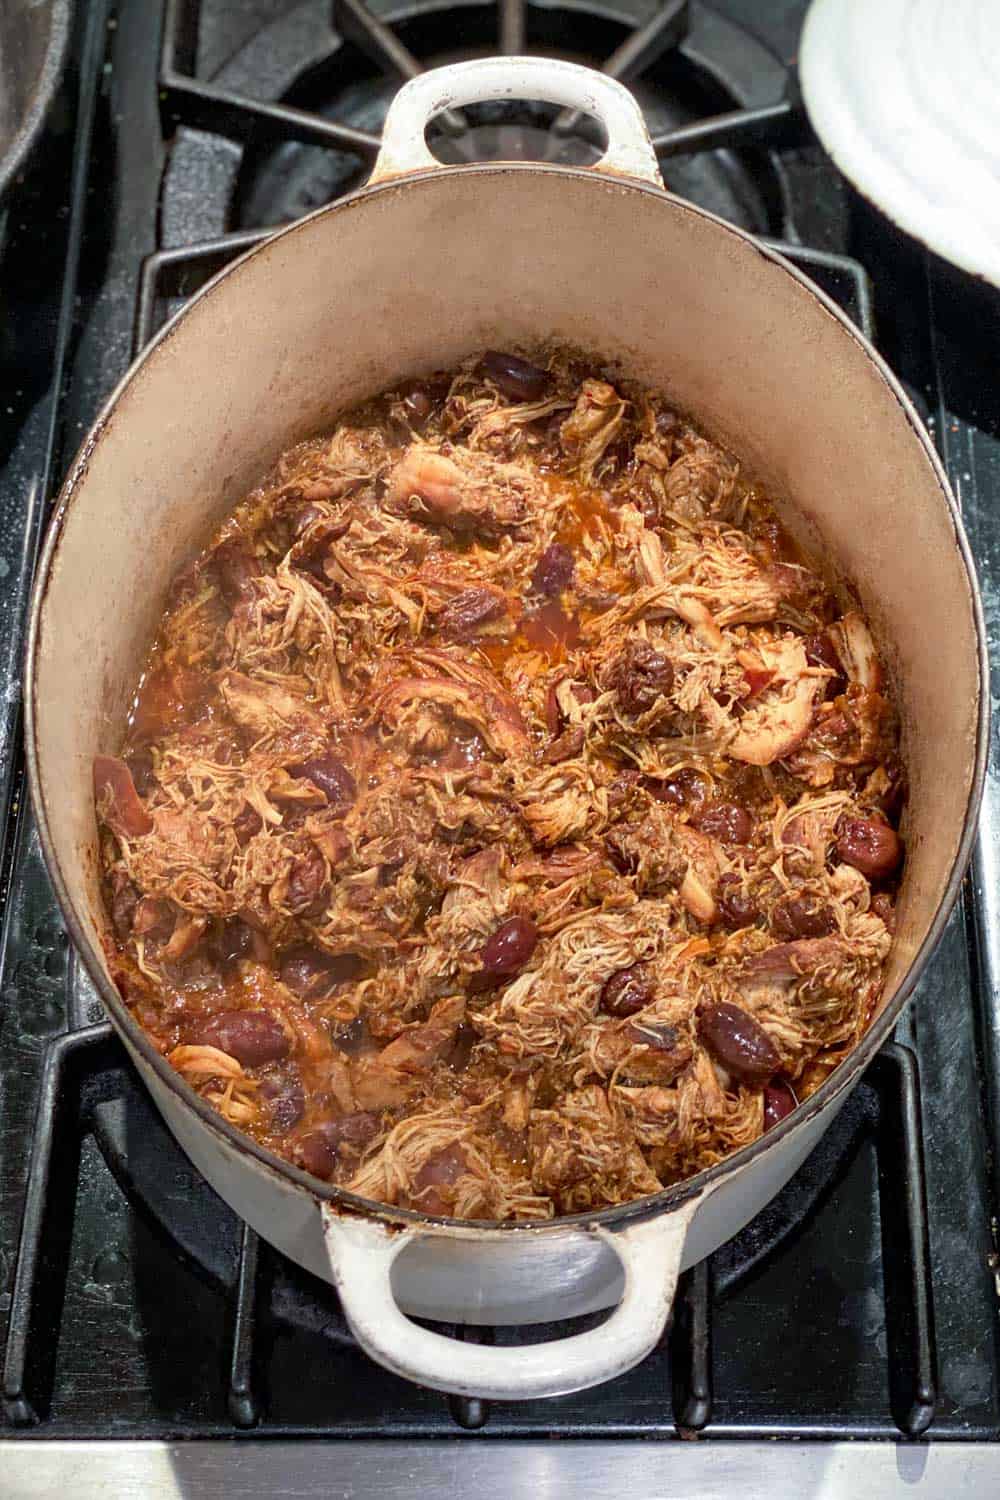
322, 1198, 699, 1400
367, 56, 663, 190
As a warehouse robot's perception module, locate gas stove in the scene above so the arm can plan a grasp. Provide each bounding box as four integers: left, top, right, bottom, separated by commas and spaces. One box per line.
2, 2, 999, 1493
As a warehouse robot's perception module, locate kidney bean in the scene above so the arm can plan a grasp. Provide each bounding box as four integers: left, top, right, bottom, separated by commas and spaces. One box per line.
214, 538, 260, 602
291, 503, 327, 540
836, 816, 902, 879
295, 1113, 380, 1179
803, 630, 845, 697
194, 1010, 290, 1067
771, 895, 837, 941
279, 944, 363, 998
691, 801, 753, 846
473, 914, 538, 990
401, 387, 433, 427
600, 962, 654, 1017
439, 587, 508, 639
644, 767, 709, 809
531, 543, 575, 598
260, 1073, 305, 1132
289, 752, 355, 810
285, 847, 328, 916
716, 873, 759, 929
481, 350, 550, 402
698, 1001, 780, 1083
763, 1077, 797, 1130
607, 639, 674, 715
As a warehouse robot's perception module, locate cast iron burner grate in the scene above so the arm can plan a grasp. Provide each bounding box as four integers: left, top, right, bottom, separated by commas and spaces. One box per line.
1, 1014, 937, 1436
157, 0, 828, 247
3, 0, 999, 1450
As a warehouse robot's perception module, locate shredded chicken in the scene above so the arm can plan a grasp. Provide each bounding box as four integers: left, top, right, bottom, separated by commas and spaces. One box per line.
97, 348, 904, 1221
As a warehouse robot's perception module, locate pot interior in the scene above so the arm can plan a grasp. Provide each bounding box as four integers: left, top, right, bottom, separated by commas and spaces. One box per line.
32, 165, 980, 1106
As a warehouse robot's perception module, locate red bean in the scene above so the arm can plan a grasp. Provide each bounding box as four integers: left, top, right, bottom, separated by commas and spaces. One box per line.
606, 639, 674, 715
401, 387, 433, 426
692, 801, 753, 846
771, 895, 837, 940
439, 587, 508, 638
285, 847, 328, 915
763, 1078, 798, 1130
260, 1073, 305, 1132
289, 753, 355, 809
481, 350, 550, 402
214, 538, 260, 602
698, 1002, 780, 1083
291, 503, 326, 539
194, 1010, 290, 1067
294, 1113, 380, 1179
531, 543, 575, 598
716, 874, 759, 929
644, 767, 709, 809
836, 817, 902, 879
473, 915, 538, 990
600, 962, 654, 1017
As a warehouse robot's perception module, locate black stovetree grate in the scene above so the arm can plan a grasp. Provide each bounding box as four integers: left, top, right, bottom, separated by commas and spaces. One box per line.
0, 1019, 939, 1435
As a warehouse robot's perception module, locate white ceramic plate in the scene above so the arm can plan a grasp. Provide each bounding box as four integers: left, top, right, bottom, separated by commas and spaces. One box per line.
800, 0, 1000, 287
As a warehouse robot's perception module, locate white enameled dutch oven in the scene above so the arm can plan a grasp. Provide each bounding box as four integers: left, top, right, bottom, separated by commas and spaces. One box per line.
26, 57, 987, 1401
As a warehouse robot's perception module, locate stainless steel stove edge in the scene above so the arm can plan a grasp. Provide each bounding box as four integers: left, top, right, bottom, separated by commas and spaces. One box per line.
2, 1439, 997, 1498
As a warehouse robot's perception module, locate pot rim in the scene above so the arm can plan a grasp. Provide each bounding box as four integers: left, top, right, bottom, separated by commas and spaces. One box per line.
25, 160, 990, 1237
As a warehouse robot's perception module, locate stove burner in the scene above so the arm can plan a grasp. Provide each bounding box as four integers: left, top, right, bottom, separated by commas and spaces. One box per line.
160, 1, 802, 246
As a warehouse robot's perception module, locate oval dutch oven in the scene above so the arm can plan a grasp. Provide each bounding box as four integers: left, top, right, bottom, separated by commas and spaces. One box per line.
26, 57, 987, 1400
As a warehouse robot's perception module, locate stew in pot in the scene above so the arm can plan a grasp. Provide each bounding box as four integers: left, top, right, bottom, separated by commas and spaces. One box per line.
95, 348, 903, 1219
